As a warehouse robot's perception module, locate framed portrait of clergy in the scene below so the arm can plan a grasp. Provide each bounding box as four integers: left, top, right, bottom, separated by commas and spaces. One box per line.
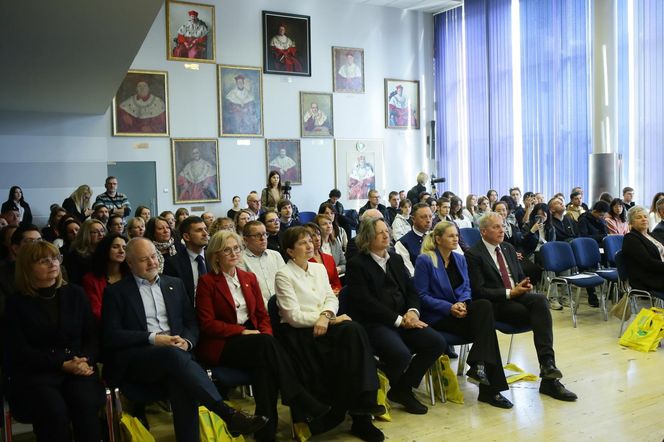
112, 70, 169, 137
171, 139, 220, 204
384, 78, 420, 130
266, 139, 302, 185
332, 47, 365, 93
218, 65, 263, 137
334, 139, 384, 206
166, 1, 216, 63
262, 11, 311, 76
300, 92, 334, 138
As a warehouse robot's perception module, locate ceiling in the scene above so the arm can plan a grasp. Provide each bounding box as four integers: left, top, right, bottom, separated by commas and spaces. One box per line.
0, 0, 163, 115
339, 0, 462, 14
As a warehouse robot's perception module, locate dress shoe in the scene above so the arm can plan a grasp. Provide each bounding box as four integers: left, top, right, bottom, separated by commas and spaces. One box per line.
477, 391, 513, 409
539, 379, 578, 401
309, 408, 346, 435
350, 415, 385, 442
387, 388, 428, 414
467, 364, 491, 386
446, 345, 458, 359
226, 411, 269, 436
539, 360, 563, 380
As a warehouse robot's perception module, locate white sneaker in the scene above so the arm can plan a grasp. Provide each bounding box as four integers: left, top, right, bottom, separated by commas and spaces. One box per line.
549, 299, 563, 310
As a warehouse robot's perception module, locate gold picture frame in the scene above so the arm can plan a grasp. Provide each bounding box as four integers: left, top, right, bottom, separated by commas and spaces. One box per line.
166, 0, 216, 63
171, 138, 220, 204
266, 139, 302, 185
112, 70, 169, 137
384, 78, 420, 130
332, 46, 365, 93
300, 92, 334, 138
217, 65, 264, 138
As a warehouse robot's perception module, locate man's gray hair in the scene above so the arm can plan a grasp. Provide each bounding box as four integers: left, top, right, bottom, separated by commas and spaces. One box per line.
478, 212, 502, 230
355, 218, 390, 254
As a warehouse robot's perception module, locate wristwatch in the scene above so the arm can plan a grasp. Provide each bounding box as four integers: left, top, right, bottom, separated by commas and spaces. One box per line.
320, 311, 336, 320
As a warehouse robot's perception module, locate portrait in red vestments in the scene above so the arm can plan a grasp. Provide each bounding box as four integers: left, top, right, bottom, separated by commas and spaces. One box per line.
171, 139, 220, 204
112, 70, 169, 137
266, 139, 302, 185
166, 1, 216, 63
262, 11, 311, 77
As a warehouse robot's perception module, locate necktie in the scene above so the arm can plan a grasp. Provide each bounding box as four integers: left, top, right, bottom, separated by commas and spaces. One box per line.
495, 247, 512, 289
195, 255, 207, 276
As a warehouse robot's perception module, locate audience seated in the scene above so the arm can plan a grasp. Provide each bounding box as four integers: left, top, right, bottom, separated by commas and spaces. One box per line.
234, 209, 254, 235
145, 216, 181, 272
465, 213, 577, 402
201, 211, 215, 229
134, 206, 152, 224
598, 192, 613, 204
462, 194, 477, 221
126, 216, 145, 239
566, 191, 586, 223
391, 198, 412, 241
473, 196, 490, 226
82, 233, 129, 322
261, 171, 284, 212
175, 208, 190, 230
432, 196, 451, 225
2, 186, 33, 226
315, 214, 346, 275
240, 221, 285, 306
247, 192, 263, 221
395, 203, 433, 277
486, 189, 498, 207
0, 207, 20, 228
450, 196, 472, 229
91, 202, 110, 225
425, 196, 437, 214
159, 210, 176, 230
6, 241, 104, 441
64, 218, 106, 285
521, 203, 556, 259
101, 237, 268, 440
303, 222, 342, 294
605, 198, 629, 235
278, 198, 301, 231
548, 197, 578, 242
259, 210, 283, 256
622, 186, 635, 212
577, 200, 609, 244
209, 216, 235, 236
359, 189, 389, 223
345, 218, 447, 416
648, 194, 664, 231
195, 230, 331, 441
622, 206, 664, 292
275, 227, 385, 441
163, 216, 209, 306
320, 188, 352, 237
414, 221, 510, 408
318, 202, 348, 251
62, 185, 93, 223
107, 214, 125, 236
386, 191, 400, 225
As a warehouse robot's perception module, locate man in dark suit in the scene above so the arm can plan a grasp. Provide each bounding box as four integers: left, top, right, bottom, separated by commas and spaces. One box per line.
358, 190, 389, 224
102, 237, 267, 440
465, 213, 577, 402
346, 218, 446, 415
163, 216, 209, 306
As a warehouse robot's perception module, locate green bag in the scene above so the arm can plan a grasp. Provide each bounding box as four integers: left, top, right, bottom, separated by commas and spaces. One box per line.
198, 406, 245, 442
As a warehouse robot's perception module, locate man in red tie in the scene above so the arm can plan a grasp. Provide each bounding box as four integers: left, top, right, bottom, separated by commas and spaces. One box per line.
465, 212, 577, 403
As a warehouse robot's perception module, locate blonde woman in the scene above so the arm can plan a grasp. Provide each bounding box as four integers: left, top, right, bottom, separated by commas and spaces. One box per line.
64, 218, 106, 285
413, 221, 510, 408
62, 185, 93, 223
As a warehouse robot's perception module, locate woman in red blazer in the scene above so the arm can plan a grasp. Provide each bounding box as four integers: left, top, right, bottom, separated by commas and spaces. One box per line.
196, 230, 330, 441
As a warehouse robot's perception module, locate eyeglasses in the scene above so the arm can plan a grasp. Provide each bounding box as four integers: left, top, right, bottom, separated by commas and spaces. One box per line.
220, 245, 242, 256
37, 255, 63, 266
245, 232, 268, 239
89, 229, 106, 236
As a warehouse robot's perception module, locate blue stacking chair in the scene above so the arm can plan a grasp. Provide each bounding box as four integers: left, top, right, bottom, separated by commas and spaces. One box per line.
495, 321, 533, 365
602, 235, 624, 303
539, 242, 605, 327
570, 237, 619, 321
297, 211, 317, 224
614, 251, 664, 337
459, 228, 482, 248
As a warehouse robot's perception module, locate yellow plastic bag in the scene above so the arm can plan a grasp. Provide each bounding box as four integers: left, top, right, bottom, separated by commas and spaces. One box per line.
432, 355, 464, 404
198, 406, 245, 442
375, 370, 392, 421
619, 307, 664, 352
503, 363, 538, 384
293, 422, 312, 442
119, 413, 155, 442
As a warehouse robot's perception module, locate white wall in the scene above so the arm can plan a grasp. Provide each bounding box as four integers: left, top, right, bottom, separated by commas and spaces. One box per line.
0, 0, 434, 225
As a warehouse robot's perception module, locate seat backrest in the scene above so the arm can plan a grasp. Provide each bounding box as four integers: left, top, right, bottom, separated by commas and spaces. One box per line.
603, 234, 624, 267
570, 237, 601, 269
459, 227, 481, 247
298, 211, 317, 224
540, 241, 577, 273
614, 250, 628, 281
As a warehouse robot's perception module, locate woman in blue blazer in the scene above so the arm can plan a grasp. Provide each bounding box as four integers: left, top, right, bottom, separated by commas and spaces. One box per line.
414, 221, 511, 409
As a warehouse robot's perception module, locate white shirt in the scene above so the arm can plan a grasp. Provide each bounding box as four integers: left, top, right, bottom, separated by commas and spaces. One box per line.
480, 239, 514, 299
134, 275, 170, 343
186, 248, 205, 294
391, 213, 411, 241
395, 227, 426, 277
275, 260, 338, 328
223, 271, 249, 325
240, 248, 285, 306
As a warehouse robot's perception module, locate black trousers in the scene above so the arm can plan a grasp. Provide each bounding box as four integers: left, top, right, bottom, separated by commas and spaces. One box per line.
363, 324, 447, 390
277, 320, 379, 411
10, 373, 104, 442
122, 346, 223, 442
431, 299, 508, 393
220, 333, 308, 438
491, 292, 555, 365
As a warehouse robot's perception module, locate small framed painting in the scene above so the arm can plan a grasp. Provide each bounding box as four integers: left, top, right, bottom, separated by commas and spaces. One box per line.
166, 0, 216, 63
266, 139, 302, 185
218, 65, 263, 137
332, 47, 364, 93
384, 78, 420, 130
112, 70, 169, 137
171, 138, 220, 204
300, 92, 334, 138
334, 139, 384, 207
262, 11, 311, 76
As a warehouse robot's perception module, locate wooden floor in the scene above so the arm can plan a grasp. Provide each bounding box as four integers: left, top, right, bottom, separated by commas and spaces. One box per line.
11, 298, 664, 442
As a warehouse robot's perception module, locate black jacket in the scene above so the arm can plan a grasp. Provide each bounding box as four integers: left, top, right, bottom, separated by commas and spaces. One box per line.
466, 240, 525, 303
577, 212, 608, 244
622, 230, 664, 292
